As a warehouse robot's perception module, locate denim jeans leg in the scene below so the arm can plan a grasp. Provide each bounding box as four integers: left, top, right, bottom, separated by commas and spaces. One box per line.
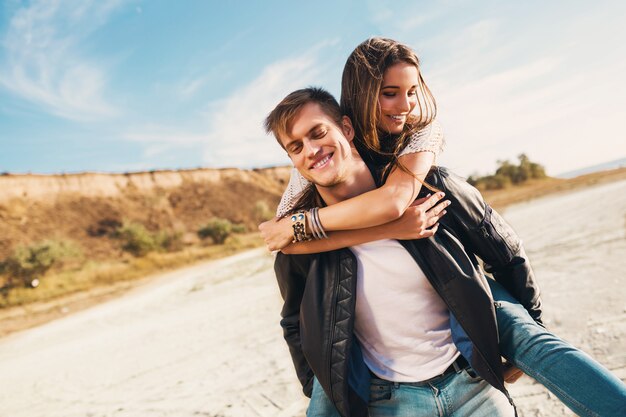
368, 377, 436, 417
306, 376, 342, 417
368, 371, 513, 417
447, 369, 514, 417
489, 279, 626, 417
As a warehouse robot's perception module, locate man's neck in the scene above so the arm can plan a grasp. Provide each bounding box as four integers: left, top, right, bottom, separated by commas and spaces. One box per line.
316, 159, 376, 206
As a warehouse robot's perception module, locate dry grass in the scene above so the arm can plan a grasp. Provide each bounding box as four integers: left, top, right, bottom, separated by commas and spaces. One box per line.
482, 167, 626, 210
1, 233, 262, 308
0, 233, 263, 334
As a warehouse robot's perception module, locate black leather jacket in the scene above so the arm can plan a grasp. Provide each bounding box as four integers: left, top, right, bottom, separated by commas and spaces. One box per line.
274, 166, 543, 417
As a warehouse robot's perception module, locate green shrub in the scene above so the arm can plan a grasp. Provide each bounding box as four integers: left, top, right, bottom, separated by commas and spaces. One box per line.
469, 174, 513, 190
154, 230, 184, 252
115, 222, 158, 256
115, 222, 185, 256
197, 218, 245, 244
198, 218, 232, 244
1, 240, 82, 288
253, 200, 274, 223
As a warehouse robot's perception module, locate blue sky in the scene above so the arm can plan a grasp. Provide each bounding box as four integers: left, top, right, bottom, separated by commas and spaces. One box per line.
1, 0, 625, 177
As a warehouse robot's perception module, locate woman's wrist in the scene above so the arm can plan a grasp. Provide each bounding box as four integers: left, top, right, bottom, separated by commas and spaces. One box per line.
308, 207, 328, 239
285, 208, 329, 243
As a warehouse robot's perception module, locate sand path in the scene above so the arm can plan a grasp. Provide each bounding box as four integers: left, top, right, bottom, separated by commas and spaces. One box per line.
1, 180, 625, 417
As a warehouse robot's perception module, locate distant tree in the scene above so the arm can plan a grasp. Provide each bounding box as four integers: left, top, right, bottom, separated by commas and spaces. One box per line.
470, 154, 547, 190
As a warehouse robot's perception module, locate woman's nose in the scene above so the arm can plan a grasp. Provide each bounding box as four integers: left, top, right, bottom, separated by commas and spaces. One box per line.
398, 95, 412, 112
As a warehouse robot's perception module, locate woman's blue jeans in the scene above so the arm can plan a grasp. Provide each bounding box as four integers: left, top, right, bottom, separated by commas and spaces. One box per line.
306, 280, 626, 417
489, 279, 626, 417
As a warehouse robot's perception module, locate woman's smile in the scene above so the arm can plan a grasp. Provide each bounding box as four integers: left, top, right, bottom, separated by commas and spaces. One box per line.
378, 63, 419, 134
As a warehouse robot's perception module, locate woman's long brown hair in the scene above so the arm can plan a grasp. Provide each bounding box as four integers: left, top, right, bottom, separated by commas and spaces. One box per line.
340, 37, 439, 191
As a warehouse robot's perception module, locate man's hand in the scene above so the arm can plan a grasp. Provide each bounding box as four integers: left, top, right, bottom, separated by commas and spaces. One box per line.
503, 361, 524, 384
385, 193, 450, 240
259, 216, 294, 251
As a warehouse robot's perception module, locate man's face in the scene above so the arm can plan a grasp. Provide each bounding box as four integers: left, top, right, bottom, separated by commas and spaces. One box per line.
280, 102, 355, 188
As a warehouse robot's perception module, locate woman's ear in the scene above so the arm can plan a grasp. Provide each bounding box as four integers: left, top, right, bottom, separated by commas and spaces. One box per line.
341, 115, 355, 142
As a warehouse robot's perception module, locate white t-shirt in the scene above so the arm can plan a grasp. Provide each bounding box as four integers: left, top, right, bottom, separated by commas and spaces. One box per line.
351, 239, 459, 382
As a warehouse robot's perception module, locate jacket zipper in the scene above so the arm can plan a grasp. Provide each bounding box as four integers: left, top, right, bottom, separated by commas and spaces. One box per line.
479, 204, 517, 266
325, 254, 342, 405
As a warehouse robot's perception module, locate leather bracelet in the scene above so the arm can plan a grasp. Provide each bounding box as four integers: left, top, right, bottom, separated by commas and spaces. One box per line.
290, 211, 312, 243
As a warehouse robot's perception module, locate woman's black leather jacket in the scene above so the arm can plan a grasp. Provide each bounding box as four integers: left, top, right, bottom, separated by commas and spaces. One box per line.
274, 166, 543, 417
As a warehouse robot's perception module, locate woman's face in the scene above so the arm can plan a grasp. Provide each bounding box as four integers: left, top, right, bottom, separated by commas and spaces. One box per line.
377, 62, 419, 134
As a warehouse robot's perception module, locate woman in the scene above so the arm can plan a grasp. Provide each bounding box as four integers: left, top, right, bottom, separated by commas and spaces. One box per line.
260, 37, 626, 416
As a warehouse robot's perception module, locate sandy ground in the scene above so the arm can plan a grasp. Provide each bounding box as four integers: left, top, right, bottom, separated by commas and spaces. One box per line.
0, 180, 625, 417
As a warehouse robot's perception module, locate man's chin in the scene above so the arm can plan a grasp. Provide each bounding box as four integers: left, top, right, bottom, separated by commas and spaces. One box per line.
304, 173, 341, 188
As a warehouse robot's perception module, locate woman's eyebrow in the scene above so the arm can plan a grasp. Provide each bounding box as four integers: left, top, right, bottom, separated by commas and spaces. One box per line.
381, 84, 418, 89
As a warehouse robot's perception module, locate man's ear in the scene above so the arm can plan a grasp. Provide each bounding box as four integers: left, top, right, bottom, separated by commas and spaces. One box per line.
341, 115, 355, 143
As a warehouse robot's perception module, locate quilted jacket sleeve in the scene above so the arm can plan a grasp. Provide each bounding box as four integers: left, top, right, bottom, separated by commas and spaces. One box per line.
433, 167, 544, 325
274, 253, 315, 397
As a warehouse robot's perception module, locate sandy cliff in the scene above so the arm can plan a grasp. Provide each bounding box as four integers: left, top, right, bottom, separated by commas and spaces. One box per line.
0, 167, 291, 259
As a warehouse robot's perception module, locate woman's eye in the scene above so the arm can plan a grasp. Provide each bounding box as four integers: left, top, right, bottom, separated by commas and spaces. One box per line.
382, 92, 396, 97
289, 144, 302, 154
408, 90, 417, 96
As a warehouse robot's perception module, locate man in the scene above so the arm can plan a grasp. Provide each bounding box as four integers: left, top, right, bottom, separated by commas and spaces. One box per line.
266, 88, 542, 417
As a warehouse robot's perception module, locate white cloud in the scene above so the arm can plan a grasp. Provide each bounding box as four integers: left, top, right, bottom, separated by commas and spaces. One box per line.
432, 42, 626, 176
124, 124, 210, 160
123, 42, 336, 168
369, 3, 626, 176
202, 48, 329, 167
366, 0, 445, 33
0, 0, 125, 121
178, 76, 211, 100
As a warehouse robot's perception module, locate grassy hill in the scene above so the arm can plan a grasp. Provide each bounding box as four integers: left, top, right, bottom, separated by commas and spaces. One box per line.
0, 167, 290, 313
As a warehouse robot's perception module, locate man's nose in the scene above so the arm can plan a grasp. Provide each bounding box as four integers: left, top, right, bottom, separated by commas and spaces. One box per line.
303, 138, 321, 158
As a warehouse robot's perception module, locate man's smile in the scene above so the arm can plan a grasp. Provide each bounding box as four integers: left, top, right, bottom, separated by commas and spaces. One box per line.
310, 152, 334, 170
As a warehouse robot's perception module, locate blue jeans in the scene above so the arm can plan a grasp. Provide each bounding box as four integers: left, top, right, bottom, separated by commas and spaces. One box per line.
308, 281, 626, 416
307, 369, 514, 417
490, 279, 626, 417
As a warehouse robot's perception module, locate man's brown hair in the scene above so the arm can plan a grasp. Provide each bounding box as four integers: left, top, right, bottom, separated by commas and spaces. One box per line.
264, 87, 343, 149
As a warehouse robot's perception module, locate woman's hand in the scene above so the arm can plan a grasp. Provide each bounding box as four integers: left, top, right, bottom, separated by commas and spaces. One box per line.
258, 216, 294, 251
384, 193, 450, 240
503, 361, 525, 384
